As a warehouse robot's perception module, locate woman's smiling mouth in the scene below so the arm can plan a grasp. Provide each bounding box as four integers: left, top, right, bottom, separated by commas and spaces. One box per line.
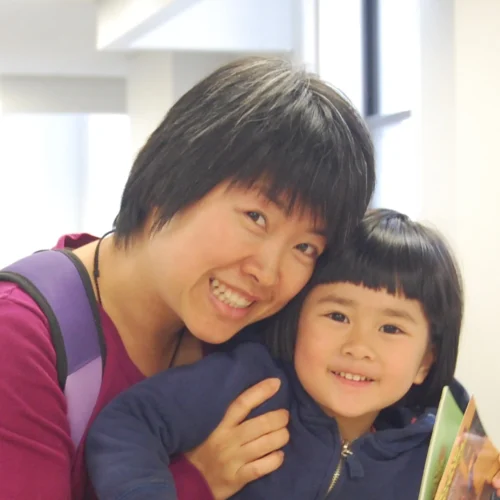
210, 278, 254, 309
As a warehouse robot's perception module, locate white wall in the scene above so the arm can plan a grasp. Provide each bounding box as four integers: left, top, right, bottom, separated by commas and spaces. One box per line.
80, 114, 132, 236
98, 0, 295, 53
127, 51, 241, 156
0, 74, 130, 265
377, 0, 418, 116
127, 52, 175, 156
170, 52, 241, 102
0, 114, 86, 266
419, 0, 500, 444
453, 0, 500, 442
1, 76, 126, 114
417, 0, 457, 238
132, 0, 294, 53
318, 0, 364, 112
371, 117, 420, 218
0, 112, 132, 266
0, 2, 127, 77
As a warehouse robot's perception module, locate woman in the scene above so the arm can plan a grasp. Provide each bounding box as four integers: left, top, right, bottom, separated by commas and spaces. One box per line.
0, 56, 375, 499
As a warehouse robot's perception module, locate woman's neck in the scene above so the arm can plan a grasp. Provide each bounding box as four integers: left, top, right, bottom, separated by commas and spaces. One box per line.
74, 235, 192, 375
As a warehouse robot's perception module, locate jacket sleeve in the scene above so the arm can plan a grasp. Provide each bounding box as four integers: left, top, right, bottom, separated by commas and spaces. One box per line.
86, 342, 287, 500
0, 286, 74, 500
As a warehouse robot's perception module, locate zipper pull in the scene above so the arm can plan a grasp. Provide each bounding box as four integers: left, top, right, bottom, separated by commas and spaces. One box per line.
341, 442, 353, 458
343, 442, 364, 480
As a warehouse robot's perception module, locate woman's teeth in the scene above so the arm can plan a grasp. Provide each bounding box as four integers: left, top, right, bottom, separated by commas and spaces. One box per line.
211, 279, 252, 308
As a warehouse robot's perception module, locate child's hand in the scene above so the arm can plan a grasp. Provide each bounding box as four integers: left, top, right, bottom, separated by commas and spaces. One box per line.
491, 456, 500, 496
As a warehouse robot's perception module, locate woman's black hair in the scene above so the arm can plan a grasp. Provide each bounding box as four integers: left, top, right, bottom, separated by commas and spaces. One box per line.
114, 56, 375, 253
265, 208, 463, 408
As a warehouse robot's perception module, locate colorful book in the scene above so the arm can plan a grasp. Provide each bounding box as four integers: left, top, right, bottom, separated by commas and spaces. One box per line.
418, 387, 499, 499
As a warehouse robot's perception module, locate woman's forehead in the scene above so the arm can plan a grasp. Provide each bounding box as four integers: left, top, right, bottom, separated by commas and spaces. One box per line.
225, 179, 326, 228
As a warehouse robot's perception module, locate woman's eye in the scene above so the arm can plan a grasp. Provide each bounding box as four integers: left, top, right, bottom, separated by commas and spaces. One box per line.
246, 211, 266, 228
295, 242, 319, 258
327, 312, 348, 323
381, 324, 404, 335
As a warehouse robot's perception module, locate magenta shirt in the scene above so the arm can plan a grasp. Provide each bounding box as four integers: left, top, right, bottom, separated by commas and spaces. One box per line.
0, 234, 213, 500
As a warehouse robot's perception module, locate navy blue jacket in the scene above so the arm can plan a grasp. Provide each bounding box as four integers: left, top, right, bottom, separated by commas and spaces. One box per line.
86, 342, 466, 500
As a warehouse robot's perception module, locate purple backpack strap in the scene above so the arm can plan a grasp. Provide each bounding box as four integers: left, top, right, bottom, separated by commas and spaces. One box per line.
0, 249, 106, 449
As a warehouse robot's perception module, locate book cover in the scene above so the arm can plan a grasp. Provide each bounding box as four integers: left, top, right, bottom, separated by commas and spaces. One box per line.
418, 386, 464, 500
433, 396, 499, 500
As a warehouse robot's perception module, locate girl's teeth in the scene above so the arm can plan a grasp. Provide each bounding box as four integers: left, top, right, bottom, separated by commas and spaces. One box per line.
337, 371, 370, 382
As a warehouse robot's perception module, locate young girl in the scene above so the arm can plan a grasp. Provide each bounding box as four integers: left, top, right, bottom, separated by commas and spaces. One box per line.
87, 208, 475, 499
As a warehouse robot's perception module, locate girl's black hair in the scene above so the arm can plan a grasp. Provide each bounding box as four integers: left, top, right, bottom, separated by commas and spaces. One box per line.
265, 208, 463, 408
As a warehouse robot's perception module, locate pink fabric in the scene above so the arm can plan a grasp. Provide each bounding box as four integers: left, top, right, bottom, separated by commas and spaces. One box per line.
0, 234, 213, 500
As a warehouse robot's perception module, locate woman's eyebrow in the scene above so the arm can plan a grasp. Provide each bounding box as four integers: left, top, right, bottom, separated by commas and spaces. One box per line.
252, 187, 326, 237
309, 227, 326, 238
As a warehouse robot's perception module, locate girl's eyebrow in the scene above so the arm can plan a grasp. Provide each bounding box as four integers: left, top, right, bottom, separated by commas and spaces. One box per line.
381, 308, 418, 325
316, 294, 354, 307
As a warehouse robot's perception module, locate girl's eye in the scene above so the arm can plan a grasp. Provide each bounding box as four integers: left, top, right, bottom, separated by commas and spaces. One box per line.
327, 312, 349, 323
295, 242, 319, 258
246, 211, 266, 228
380, 324, 404, 335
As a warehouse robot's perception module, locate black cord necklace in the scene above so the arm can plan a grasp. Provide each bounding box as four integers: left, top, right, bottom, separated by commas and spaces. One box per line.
92, 230, 184, 369
92, 230, 114, 307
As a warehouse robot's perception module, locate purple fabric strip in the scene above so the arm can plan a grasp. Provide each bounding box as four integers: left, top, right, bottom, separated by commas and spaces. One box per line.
4, 250, 103, 447
65, 357, 102, 446
5, 251, 101, 371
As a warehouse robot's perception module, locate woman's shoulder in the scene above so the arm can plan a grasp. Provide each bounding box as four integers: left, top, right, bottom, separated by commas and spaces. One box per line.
0, 281, 74, 499
0, 281, 53, 352
0, 280, 59, 396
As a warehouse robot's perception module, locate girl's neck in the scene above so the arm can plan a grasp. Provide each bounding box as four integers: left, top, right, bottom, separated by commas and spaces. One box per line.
334, 412, 379, 442
75, 234, 195, 375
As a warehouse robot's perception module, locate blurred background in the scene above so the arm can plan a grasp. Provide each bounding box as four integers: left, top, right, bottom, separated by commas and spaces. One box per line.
0, 0, 499, 443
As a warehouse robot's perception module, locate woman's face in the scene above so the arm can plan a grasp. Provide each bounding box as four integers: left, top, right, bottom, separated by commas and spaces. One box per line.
145, 181, 326, 344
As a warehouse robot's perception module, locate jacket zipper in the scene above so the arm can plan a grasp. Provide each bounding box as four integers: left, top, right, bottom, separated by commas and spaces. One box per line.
324, 441, 353, 498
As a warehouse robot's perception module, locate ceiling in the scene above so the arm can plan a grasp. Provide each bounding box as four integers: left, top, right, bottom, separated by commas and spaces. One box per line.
0, 0, 127, 76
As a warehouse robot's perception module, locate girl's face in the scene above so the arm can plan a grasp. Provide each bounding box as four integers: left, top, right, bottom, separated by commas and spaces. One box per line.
294, 282, 434, 438
144, 181, 326, 344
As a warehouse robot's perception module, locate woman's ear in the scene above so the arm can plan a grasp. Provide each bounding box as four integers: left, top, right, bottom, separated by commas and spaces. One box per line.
414, 346, 435, 385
